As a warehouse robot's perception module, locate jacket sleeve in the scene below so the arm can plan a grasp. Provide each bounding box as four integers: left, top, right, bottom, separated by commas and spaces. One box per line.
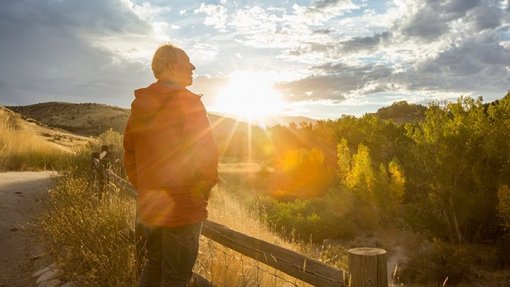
123, 117, 138, 189
182, 96, 219, 188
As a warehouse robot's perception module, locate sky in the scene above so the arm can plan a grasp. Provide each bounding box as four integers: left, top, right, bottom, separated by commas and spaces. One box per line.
0, 0, 509, 120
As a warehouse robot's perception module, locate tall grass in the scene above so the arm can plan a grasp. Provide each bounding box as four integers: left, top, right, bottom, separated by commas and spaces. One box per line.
208, 184, 300, 249
0, 108, 70, 170
38, 152, 137, 286
197, 184, 316, 286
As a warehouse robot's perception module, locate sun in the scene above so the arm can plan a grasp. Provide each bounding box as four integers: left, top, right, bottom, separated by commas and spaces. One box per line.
213, 71, 286, 122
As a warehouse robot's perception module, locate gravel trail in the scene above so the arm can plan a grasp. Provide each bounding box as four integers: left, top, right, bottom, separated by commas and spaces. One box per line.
0, 172, 54, 287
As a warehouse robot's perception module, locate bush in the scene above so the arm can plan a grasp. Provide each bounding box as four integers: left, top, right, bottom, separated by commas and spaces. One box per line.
260, 188, 361, 242
400, 239, 482, 285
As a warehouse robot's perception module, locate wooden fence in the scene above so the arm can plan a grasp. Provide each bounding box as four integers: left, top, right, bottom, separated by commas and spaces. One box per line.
91, 146, 388, 287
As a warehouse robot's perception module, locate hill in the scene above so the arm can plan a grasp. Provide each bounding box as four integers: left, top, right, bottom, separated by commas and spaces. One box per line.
1, 105, 91, 153
374, 101, 427, 124
8, 102, 130, 136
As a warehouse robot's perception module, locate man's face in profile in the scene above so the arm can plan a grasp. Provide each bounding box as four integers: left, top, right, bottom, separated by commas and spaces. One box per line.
170, 50, 196, 87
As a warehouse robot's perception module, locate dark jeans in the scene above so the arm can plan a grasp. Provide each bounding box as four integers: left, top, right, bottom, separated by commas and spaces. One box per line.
139, 222, 203, 287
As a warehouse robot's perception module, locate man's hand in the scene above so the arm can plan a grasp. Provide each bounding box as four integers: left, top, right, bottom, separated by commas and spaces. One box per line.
192, 180, 215, 200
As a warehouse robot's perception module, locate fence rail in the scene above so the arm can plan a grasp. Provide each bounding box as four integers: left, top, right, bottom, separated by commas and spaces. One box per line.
91, 146, 387, 286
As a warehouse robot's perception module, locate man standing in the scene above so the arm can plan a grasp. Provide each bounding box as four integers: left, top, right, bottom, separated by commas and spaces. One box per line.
123, 44, 219, 287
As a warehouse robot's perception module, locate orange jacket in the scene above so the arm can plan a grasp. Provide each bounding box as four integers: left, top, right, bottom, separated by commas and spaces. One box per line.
123, 80, 219, 227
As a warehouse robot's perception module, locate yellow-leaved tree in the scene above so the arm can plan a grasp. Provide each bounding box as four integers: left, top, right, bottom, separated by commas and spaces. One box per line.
337, 139, 407, 227
346, 143, 376, 204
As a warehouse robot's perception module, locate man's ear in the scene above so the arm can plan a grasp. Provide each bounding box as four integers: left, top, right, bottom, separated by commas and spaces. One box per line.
167, 62, 176, 75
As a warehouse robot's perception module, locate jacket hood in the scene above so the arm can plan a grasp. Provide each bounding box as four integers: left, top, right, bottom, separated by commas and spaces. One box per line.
131, 80, 184, 121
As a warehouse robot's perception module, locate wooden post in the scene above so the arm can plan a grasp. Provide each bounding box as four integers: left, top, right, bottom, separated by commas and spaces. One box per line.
348, 247, 388, 287
91, 152, 101, 194
99, 145, 111, 196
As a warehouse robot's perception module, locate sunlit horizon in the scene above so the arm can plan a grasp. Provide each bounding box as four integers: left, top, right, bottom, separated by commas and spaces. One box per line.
209, 71, 288, 124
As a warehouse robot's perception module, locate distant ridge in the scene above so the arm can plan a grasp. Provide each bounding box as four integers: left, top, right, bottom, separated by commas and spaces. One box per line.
8, 102, 318, 136
209, 112, 317, 127
374, 101, 427, 124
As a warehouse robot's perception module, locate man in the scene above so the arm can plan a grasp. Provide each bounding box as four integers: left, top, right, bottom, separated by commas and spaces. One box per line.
123, 44, 219, 287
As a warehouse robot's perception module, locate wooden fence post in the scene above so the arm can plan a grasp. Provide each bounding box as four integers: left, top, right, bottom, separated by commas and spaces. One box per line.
348, 247, 388, 287
98, 145, 112, 197
91, 151, 104, 196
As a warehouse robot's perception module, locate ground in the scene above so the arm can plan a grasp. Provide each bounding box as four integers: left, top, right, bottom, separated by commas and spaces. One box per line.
0, 172, 54, 287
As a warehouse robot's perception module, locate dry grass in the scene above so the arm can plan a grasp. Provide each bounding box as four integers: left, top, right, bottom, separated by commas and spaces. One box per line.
196, 184, 315, 286
0, 107, 70, 171
208, 185, 297, 249
38, 169, 137, 286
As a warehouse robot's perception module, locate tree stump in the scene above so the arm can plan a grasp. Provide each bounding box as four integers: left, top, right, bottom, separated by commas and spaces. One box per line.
348, 247, 387, 287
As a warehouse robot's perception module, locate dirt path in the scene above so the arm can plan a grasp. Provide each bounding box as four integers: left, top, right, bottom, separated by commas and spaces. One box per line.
0, 172, 54, 287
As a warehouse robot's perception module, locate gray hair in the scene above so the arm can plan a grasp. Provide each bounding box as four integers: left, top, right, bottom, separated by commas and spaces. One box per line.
151, 44, 183, 80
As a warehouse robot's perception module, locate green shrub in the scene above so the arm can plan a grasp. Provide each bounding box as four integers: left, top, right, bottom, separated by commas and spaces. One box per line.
401, 239, 479, 285
260, 188, 361, 242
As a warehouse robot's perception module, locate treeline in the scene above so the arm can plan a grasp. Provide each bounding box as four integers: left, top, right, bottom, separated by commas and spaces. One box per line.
218, 94, 510, 284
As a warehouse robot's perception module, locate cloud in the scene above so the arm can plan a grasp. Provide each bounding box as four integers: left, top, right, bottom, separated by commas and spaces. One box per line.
189, 42, 220, 64
292, 0, 359, 25
404, 31, 510, 94
194, 3, 228, 30
228, 7, 292, 48
0, 0, 154, 106
0, 0, 150, 34
340, 32, 392, 52
275, 63, 394, 101
397, 0, 506, 40
277, 25, 510, 103
226, 1, 360, 50
277, 0, 510, 105
466, 4, 505, 32
130, 1, 172, 20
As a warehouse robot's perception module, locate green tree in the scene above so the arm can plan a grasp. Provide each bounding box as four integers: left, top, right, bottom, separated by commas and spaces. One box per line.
374, 159, 406, 224
404, 97, 506, 243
